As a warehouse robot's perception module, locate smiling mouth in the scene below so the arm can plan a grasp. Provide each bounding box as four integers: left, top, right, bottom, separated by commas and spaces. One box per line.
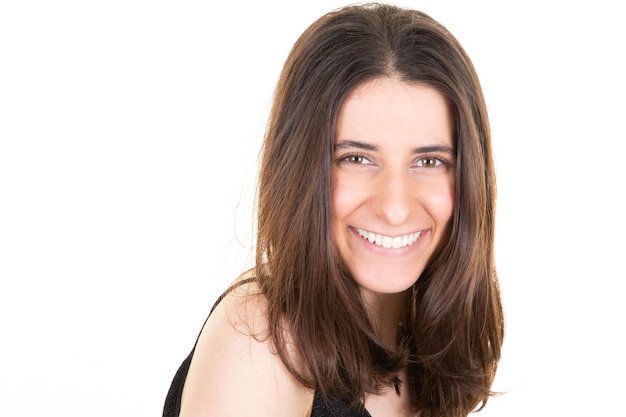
355, 228, 422, 249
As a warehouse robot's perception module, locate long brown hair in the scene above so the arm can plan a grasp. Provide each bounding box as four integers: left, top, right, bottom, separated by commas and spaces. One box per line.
255, 3, 503, 416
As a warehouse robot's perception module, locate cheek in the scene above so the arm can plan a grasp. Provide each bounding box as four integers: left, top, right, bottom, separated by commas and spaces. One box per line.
331, 188, 348, 223
440, 184, 455, 222
422, 177, 455, 225
331, 174, 364, 222
330, 176, 348, 241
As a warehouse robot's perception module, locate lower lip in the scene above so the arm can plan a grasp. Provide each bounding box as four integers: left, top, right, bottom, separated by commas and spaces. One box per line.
350, 227, 428, 256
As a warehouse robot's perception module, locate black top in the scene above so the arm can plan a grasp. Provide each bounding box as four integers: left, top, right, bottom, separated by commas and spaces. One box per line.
162, 280, 371, 417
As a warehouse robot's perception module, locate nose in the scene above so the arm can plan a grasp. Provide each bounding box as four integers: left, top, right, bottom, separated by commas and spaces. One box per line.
372, 168, 412, 226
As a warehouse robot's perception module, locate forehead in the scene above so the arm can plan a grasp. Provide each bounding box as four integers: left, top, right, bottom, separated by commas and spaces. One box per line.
335, 78, 454, 147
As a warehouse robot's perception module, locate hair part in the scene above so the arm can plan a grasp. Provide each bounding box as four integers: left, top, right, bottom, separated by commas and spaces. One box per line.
255, 3, 503, 416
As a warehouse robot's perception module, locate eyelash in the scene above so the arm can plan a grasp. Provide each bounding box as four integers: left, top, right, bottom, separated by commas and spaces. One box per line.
415, 154, 450, 168
337, 153, 450, 168
338, 153, 373, 165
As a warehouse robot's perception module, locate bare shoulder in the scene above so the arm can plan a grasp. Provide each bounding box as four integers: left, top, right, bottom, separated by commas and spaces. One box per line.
180, 280, 314, 417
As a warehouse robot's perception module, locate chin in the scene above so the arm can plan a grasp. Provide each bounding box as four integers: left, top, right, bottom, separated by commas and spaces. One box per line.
351, 268, 422, 296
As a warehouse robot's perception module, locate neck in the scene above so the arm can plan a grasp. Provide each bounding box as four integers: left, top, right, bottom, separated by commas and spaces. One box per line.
361, 288, 411, 350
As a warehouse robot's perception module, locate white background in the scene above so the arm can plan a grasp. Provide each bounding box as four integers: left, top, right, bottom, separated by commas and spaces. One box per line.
1, 1, 624, 416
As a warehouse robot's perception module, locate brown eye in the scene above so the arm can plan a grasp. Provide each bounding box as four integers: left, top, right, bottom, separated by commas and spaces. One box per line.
342, 154, 373, 165
417, 157, 441, 168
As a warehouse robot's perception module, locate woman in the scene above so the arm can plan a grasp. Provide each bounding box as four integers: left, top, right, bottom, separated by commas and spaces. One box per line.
163, 3, 503, 417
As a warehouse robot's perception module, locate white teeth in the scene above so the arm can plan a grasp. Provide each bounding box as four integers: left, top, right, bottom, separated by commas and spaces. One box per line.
356, 228, 422, 249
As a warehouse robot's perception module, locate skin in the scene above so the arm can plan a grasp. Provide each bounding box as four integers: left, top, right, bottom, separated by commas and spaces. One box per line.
180, 78, 455, 417
180, 281, 313, 417
332, 77, 455, 348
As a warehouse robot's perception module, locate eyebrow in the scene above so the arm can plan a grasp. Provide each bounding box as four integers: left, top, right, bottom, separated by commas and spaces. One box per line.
334, 139, 456, 155
334, 140, 378, 151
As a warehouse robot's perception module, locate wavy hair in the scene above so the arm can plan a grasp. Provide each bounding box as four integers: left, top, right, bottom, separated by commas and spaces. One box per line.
255, 3, 503, 416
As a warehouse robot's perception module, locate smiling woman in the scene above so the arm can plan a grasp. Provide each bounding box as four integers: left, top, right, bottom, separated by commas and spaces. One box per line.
332, 80, 456, 300
163, 3, 503, 417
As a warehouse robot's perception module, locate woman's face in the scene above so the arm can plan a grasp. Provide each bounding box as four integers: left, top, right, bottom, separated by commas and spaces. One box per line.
331, 78, 455, 298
